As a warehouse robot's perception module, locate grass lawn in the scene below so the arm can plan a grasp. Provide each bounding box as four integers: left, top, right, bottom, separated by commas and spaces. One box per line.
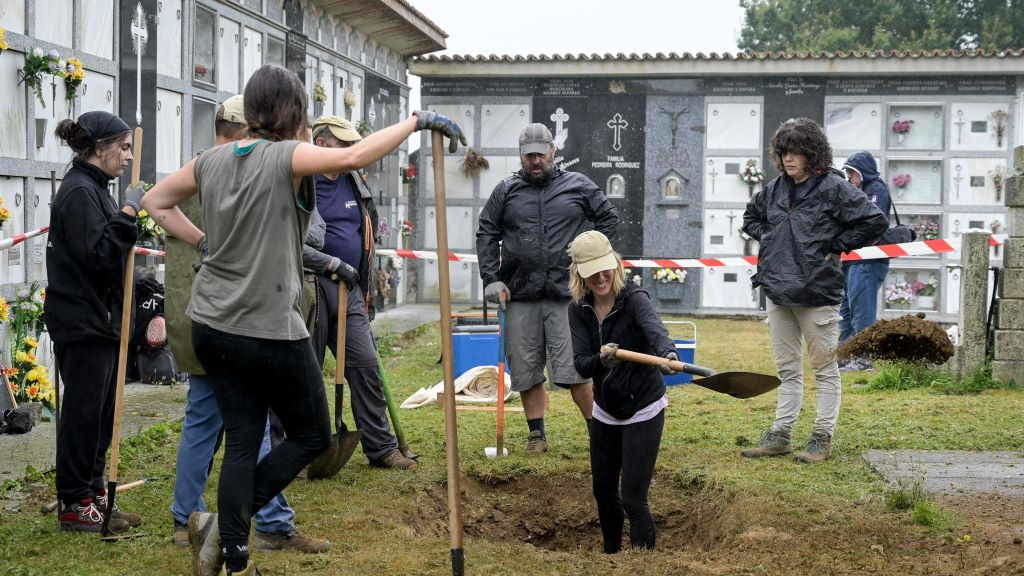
2, 317, 1023, 575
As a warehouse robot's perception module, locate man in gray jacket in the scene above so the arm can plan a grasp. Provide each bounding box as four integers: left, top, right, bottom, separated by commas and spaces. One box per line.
476, 123, 619, 453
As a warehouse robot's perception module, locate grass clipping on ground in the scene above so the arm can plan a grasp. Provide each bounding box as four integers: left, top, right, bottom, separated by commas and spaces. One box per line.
838, 313, 954, 364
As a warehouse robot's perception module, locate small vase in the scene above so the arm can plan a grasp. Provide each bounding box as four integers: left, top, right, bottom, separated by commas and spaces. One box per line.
896, 133, 906, 145
915, 295, 935, 310
888, 301, 910, 310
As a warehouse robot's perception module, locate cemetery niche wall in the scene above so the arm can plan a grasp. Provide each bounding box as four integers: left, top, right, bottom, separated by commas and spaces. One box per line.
413, 55, 1023, 319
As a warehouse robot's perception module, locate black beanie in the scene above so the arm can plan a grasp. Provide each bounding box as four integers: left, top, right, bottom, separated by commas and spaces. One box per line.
77, 111, 131, 143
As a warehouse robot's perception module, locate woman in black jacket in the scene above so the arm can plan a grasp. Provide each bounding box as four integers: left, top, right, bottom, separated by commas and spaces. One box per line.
45, 111, 144, 533
566, 230, 678, 553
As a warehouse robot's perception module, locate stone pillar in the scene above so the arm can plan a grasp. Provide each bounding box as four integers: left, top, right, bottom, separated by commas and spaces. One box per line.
959, 231, 991, 376
993, 145, 1024, 385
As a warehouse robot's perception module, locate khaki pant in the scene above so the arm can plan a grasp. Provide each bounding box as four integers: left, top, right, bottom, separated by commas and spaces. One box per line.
766, 301, 842, 436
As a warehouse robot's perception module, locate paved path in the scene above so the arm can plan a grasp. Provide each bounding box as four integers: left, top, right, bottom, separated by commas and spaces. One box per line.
864, 449, 1024, 496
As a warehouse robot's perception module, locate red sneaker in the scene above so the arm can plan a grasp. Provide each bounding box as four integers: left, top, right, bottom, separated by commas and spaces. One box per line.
59, 498, 129, 533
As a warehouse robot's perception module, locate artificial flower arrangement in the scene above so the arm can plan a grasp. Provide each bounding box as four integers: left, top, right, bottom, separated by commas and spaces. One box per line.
400, 219, 415, 238
885, 281, 914, 307
18, 48, 62, 108
0, 196, 10, 229
990, 109, 1009, 147
892, 174, 912, 189
0, 27, 9, 54
3, 286, 52, 409
343, 89, 357, 109
891, 119, 914, 134
402, 165, 417, 184
313, 82, 327, 103
61, 58, 86, 111
911, 219, 940, 241
653, 267, 687, 284
134, 183, 165, 246
739, 159, 764, 185
912, 277, 937, 298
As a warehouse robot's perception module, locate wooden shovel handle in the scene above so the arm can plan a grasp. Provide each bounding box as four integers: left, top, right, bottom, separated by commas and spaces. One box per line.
612, 348, 715, 377
335, 282, 348, 386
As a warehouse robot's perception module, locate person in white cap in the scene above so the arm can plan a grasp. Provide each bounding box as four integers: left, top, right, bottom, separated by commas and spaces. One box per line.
566, 230, 678, 553
476, 123, 619, 453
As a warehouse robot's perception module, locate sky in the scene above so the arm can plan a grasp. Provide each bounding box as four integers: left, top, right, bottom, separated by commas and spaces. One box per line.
404, 0, 746, 149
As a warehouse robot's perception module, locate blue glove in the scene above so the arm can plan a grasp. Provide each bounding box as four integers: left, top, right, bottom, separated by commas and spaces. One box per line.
413, 110, 467, 154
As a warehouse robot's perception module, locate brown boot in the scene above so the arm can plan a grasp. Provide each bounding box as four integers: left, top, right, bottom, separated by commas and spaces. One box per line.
794, 431, 832, 463
370, 448, 418, 470
254, 530, 331, 553
740, 429, 792, 458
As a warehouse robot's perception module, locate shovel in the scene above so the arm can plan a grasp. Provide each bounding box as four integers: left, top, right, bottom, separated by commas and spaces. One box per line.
484, 301, 508, 458
307, 281, 360, 480
611, 348, 780, 399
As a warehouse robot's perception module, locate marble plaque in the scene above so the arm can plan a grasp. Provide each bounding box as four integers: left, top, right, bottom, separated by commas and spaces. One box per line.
304, 55, 316, 116
701, 267, 758, 308
422, 152, 473, 200
243, 27, 263, 89
944, 267, 997, 315
266, 34, 284, 67
706, 102, 761, 151
428, 105, 475, 150
31, 178, 54, 277
883, 268, 940, 312
948, 157, 1008, 205
318, 63, 334, 115
950, 102, 1012, 151
887, 104, 944, 150
423, 206, 474, 251
217, 17, 240, 94
826, 102, 882, 151
0, 1, 25, 33
704, 156, 762, 202
82, 0, 115, 59
33, 77, 71, 164
481, 104, 529, 149
190, 97, 216, 157
0, 53, 26, 159
702, 209, 746, 255
477, 156, 519, 197
945, 212, 1007, 261
421, 260, 473, 301
0, 177, 25, 285
156, 89, 182, 174
887, 158, 942, 204
36, 0, 72, 47
157, 0, 182, 78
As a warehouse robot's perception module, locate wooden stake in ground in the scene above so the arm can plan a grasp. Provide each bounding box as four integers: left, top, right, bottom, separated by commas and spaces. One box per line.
432, 131, 465, 575
101, 126, 142, 537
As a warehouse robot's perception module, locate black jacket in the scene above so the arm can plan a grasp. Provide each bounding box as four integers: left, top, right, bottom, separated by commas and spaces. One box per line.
44, 159, 138, 344
568, 285, 675, 420
477, 169, 619, 301
742, 169, 888, 307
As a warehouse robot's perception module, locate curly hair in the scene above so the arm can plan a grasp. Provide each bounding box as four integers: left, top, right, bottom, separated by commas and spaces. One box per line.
769, 117, 833, 176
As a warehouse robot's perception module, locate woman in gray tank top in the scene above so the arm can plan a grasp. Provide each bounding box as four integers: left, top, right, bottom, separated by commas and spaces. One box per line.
142, 64, 465, 576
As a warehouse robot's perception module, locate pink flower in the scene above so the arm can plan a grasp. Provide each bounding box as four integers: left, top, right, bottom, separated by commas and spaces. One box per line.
891, 120, 915, 134
892, 174, 912, 189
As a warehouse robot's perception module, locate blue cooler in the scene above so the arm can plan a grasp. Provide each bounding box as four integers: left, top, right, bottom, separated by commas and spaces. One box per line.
662, 321, 697, 386
452, 325, 499, 378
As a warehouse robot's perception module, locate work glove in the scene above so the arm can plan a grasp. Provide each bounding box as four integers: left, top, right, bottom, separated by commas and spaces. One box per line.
192, 234, 210, 273
327, 257, 360, 290
599, 343, 621, 368
124, 183, 146, 214
660, 351, 679, 375
412, 110, 467, 154
483, 281, 509, 308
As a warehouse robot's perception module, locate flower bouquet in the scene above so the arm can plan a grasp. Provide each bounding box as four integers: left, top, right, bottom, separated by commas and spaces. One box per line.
0, 27, 9, 55
892, 174, 912, 189
313, 82, 327, 103
885, 281, 914, 309
990, 110, 1008, 147
18, 48, 61, 108
739, 159, 764, 198
891, 119, 914, 144
400, 219, 414, 238
0, 196, 10, 229
911, 219, 940, 241
60, 58, 85, 114
8, 336, 54, 410
653, 267, 687, 284
912, 276, 937, 309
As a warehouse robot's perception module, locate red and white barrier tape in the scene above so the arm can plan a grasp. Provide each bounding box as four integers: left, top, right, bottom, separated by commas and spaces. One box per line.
133, 246, 165, 257
0, 226, 50, 251
378, 234, 1009, 269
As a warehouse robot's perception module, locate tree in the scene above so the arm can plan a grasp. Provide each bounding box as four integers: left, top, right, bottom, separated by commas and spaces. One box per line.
737, 0, 1024, 53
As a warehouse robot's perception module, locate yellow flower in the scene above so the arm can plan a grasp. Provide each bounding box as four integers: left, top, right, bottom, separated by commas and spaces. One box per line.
0, 206, 10, 222
0, 297, 8, 323
24, 336, 38, 349
26, 366, 46, 383
138, 209, 148, 219
15, 351, 31, 364
0, 28, 8, 53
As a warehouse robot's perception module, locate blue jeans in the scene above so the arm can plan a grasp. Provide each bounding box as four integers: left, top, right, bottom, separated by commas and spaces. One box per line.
170, 374, 295, 535
839, 260, 890, 342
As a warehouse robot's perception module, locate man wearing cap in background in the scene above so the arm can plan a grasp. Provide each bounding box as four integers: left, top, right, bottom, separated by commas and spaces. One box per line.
476, 123, 620, 453
167, 95, 330, 553
307, 115, 417, 471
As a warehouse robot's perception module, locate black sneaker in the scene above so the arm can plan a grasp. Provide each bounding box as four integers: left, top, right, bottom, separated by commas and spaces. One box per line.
59, 498, 130, 533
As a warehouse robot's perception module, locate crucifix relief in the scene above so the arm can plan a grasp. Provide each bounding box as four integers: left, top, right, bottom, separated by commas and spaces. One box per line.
707, 160, 719, 195
658, 106, 688, 149
954, 109, 966, 145
606, 113, 628, 152
953, 163, 963, 199
550, 107, 569, 150
130, 2, 150, 127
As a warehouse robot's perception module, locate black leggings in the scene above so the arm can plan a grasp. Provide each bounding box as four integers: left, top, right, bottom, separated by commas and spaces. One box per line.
589, 410, 664, 554
192, 323, 331, 560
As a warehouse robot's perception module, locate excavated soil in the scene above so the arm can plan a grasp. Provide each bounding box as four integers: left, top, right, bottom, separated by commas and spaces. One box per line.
838, 314, 955, 365
401, 470, 1024, 575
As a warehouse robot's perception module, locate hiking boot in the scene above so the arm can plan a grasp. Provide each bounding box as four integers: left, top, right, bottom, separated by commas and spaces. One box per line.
794, 431, 833, 463
59, 498, 129, 533
740, 429, 792, 458
222, 561, 262, 575
188, 511, 223, 576
307, 430, 362, 480
525, 430, 548, 454
173, 520, 190, 547
254, 530, 331, 553
95, 490, 142, 527
370, 448, 418, 470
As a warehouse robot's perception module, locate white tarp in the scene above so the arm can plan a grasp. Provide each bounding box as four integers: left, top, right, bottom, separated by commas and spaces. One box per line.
401, 365, 517, 409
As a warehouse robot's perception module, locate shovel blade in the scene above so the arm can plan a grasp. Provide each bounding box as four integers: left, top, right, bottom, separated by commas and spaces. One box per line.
692, 371, 780, 399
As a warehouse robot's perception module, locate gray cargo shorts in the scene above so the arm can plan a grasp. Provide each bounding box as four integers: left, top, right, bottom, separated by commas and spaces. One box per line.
505, 299, 586, 392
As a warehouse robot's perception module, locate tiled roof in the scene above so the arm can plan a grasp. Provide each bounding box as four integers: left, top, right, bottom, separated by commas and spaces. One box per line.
413, 48, 1024, 63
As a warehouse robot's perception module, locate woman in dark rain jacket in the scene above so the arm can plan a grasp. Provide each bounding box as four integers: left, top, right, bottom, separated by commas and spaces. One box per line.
567, 230, 679, 554
45, 111, 144, 533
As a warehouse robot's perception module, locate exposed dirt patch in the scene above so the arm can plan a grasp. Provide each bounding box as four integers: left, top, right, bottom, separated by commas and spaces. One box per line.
839, 313, 954, 364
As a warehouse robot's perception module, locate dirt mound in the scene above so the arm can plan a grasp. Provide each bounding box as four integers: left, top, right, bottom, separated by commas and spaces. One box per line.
838, 313, 954, 364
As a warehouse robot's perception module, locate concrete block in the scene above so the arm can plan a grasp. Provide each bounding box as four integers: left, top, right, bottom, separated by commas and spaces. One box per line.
1006, 176, 1024, 207
1009, 205, 1024, 233
998, 299, 1024, 330
1004, 237, 1024, 270
1015, 145, 1024, 174
992, 360, 1024, 386
994, 329, 1024, 361
1003, 268, 1024, 300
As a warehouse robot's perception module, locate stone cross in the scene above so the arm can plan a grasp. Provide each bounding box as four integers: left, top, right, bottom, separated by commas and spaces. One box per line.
130, 2, 149, 127
954, 109, 966, 145
550, 108, 569, 149
953, 163, 964, 199
606, 113, 628, 152
707, 161, 719, 195
727, 211, 736, 236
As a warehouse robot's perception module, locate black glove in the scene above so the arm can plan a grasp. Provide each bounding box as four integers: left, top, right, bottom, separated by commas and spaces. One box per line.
412, 110, 468, 154
328, 257, 359, 290
124, 183, 146, 214
660, 351, 679, 375
484, 281, 509, 308
192, 235, 210, 273
599, 343, 621, 368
